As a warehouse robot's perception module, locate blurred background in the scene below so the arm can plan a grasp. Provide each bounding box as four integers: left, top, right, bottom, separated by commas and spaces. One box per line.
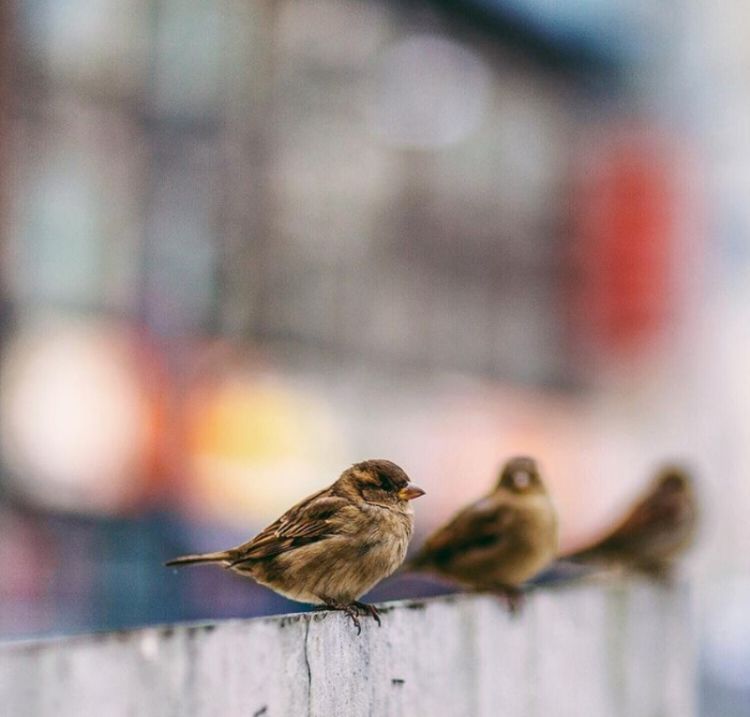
0, 0, 748, 713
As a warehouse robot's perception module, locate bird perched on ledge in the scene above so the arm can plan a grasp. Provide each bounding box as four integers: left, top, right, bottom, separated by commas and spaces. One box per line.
166, 459, 425, 633
564, 465, 697, 580
406, 456, 558, 610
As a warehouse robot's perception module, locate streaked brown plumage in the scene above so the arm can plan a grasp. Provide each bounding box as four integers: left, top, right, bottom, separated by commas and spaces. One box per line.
166, 459, 424, 632
408, 456, 558, 608
565, 465, 697, 578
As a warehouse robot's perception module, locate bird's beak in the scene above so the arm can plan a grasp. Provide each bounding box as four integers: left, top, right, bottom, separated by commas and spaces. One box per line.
399, 485, 426, 501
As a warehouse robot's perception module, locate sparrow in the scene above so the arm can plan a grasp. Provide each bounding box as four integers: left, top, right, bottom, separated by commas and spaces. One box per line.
165, 459, 425, 633
564, 465, 697, 579
407, 456, 558, 610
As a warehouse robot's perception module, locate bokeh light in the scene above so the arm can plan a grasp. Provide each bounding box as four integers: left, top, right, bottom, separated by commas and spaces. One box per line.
0, 318, 157, 514
369, 34, 492, 148
185, 368, 347, 526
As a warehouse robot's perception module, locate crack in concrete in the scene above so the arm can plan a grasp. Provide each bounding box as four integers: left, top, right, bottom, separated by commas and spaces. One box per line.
303, 619, 312, 717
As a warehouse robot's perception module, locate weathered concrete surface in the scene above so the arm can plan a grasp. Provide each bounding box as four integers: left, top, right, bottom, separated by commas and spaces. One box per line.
0, 581, 696, 717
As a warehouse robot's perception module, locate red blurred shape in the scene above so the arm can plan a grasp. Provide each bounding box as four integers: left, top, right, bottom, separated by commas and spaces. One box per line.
571, 124, 678, 359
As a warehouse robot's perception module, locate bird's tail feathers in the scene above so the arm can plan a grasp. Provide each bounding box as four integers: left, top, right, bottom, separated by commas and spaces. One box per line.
164, 551, 230, 567
565, 544, 605, 565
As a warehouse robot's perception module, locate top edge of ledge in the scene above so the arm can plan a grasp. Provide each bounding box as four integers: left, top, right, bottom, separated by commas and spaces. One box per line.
0, 576, 687, 655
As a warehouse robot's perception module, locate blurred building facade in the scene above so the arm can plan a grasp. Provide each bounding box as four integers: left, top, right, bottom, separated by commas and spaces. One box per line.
6, 1, 600, 378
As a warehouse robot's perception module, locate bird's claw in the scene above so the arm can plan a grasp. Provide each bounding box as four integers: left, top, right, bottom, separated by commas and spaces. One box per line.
321, 599, 381, 634
343, 605, 362, 635
353, 601, 381, 627
496, 586, 525, 615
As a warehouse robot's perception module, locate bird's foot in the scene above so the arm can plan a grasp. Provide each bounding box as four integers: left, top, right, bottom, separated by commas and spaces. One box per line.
495, 586, 525, 615
638, 562, 674, 586
321, 599, 362, 634
320, 599, 381, 634
352, 601, 381, 627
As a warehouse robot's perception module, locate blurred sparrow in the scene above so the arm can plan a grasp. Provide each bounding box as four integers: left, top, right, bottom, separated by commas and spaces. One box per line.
565, 465, 697, 579
407, 456, 558, 610
166, 459, 425, 633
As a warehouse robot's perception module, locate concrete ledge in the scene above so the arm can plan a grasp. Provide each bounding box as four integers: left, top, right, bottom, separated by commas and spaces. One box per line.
0, 581, 696, 717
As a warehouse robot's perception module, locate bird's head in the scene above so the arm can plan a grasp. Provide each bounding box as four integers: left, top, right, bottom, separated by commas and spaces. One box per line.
654, 466, 692, 496
342, 459, 425, 509
496, 456, 546, 495
651, 465, 693, 500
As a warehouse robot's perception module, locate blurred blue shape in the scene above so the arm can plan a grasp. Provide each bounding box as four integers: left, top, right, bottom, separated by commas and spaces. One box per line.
431, 0, 650, 76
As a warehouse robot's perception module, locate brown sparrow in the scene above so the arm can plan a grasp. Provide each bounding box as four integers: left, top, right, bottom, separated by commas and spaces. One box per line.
166, 459, 424, 632
565, 465, 697, 579
407, 456, 558, 609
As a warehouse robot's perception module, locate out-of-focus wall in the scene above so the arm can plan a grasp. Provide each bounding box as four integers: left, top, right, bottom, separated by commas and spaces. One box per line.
0, 586, 697, 717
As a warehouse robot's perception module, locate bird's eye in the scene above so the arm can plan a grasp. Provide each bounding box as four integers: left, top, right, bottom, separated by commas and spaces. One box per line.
513, 471, 531, 489
377, 472, 403, 492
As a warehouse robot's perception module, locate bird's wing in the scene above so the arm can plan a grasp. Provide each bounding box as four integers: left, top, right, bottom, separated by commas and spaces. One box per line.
575, 486, 690, 562
601, 487, 686, 548
229, 489, 357, 564
412, 497, 516, 568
